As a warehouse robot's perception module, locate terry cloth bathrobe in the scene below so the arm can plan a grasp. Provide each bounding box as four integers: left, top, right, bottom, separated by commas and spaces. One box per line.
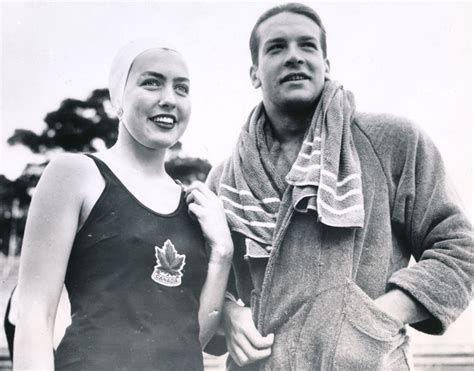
206, 81, 473, 371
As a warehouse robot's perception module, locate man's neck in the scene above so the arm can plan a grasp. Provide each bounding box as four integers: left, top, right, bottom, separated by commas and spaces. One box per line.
263, 105, 315, 178
265, 105, 314, 145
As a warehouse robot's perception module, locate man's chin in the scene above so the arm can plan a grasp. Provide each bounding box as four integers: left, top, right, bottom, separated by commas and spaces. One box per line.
280, 96, 318, 112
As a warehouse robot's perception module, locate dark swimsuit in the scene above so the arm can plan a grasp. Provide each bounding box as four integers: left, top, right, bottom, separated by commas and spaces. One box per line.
54, 154, 209, 371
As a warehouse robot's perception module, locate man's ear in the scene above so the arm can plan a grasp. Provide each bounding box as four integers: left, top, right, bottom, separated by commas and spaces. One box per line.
324, 58, 331, 80
250, 65, 261, 89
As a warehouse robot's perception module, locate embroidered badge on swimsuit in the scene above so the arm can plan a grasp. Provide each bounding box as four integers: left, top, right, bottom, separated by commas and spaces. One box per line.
151, 239, 186, 287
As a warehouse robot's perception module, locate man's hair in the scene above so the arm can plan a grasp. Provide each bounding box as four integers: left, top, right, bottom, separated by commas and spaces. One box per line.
249, 3, 327, 65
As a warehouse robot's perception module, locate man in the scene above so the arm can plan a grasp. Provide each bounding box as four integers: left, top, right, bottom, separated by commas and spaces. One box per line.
206, 3, 473, 370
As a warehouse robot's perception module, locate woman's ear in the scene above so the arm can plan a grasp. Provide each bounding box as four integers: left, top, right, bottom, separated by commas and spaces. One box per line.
250, 65, 261, 89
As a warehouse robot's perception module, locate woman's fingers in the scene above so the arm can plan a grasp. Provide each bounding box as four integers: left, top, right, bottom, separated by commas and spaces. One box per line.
184, 180, 232, 254
186, 181, 221, 205
186, 181, 213, 196
187, 202, 204, 219
185, 188, 207, 207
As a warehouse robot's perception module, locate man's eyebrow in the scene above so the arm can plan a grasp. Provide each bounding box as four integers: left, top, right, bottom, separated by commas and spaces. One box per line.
263, 37, 287, 46
263, 35, 318, 46
141, 71, 189, 83
299, 35, 318, 41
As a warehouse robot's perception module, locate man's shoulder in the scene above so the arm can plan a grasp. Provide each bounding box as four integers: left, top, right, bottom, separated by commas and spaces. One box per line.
353, 112, 420, 143
351, 112, 443, 181
352, 112, 425, 158
205, 159, 230, 193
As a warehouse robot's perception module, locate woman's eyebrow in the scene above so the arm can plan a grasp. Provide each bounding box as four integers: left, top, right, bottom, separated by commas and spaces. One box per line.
174, 77, 190, 84
141, 71, 189, 83
141, 71, 165, 79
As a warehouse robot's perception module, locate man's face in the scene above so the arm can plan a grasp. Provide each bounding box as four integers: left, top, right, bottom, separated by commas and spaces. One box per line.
251, 12, 330, 113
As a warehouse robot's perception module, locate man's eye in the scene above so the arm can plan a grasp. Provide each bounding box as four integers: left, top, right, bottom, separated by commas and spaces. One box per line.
268, 44, 284, 53
175, 84, 189, 94
302, 42, 317, 49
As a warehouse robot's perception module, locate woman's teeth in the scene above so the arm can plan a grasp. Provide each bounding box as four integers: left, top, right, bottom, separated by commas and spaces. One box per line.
151, 116, 176, 128
153, 117, 175, 124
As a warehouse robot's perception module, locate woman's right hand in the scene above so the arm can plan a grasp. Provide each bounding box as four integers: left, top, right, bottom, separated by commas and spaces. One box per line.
185, 181, 233, 262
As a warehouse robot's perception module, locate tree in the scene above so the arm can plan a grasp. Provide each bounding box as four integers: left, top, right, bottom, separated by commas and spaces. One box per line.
2, 88, 211, 255
8, 89, 118, 153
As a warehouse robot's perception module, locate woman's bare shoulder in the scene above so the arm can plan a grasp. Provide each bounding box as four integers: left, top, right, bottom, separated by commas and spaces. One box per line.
44, 152, 96, 175
35, 153, 101, 201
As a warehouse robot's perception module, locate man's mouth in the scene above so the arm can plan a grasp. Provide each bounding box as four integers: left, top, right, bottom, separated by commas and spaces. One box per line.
150, 114, 177, 129
280, 73, 311, 83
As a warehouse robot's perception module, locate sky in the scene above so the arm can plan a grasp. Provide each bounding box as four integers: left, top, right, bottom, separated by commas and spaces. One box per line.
0, 0, 472, 217
0, 0, 473, 346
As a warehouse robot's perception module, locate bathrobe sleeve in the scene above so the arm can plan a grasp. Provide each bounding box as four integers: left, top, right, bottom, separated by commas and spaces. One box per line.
384, 121, 473, 334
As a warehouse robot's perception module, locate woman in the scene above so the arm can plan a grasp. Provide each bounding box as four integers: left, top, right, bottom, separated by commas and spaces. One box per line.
13, 40, 233, 370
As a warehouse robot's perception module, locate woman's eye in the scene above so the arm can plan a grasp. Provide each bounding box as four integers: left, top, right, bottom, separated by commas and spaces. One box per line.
175, 84, 189, 95
143, 79, 161, 87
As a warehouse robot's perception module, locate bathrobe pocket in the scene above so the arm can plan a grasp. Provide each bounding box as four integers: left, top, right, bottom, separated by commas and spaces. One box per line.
332, 280, 411, 370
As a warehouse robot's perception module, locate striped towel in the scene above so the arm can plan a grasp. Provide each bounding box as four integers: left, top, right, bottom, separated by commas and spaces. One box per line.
218, 105, 280, 246
286, 80, 365, 228
218, 80, 364, 247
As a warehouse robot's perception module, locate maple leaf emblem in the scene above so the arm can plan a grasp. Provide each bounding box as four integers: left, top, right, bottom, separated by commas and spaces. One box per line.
151, 240, 186, 287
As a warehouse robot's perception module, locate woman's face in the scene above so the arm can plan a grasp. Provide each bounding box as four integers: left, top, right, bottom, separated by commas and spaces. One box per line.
121, 48, 191, 150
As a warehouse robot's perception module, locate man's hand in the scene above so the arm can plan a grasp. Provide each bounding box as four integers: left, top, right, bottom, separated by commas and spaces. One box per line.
223, 300, 274, 367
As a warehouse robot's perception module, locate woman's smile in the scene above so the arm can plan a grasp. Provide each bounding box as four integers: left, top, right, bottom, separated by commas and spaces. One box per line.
120, 48, 191, 149
150, 114, 177, 129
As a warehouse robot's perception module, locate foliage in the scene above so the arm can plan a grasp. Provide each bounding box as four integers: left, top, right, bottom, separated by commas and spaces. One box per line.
2, 88, 211, 255
8, 89, 118, 153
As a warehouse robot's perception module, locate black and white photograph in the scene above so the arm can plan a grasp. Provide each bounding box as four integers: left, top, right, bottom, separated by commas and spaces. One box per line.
1, 1, 472, 370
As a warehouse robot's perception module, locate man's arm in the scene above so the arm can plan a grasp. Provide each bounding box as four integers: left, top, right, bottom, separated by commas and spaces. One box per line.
369, 119, 473, 333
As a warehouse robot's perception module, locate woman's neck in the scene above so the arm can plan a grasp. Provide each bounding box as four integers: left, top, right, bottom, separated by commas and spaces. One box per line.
105, 131, 169, 180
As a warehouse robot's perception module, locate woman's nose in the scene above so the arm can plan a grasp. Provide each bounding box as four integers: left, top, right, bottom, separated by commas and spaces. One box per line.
158, 84, 177, 109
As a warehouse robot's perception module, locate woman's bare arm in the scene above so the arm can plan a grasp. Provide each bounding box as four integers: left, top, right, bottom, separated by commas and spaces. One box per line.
185, 182, 233, 348
13, 154, 90, 370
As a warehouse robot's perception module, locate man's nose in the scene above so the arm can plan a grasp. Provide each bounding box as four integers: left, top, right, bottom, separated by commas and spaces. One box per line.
284, 44, 304, 66
158, 84, 177, 110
